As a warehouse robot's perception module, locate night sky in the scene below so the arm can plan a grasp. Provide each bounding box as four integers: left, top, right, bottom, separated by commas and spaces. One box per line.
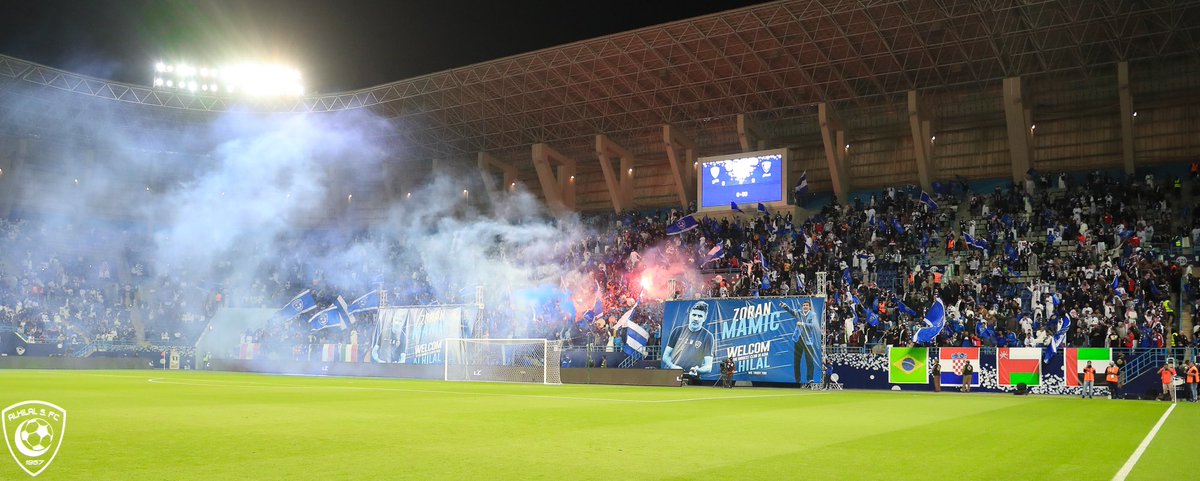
0, 0, 766, 93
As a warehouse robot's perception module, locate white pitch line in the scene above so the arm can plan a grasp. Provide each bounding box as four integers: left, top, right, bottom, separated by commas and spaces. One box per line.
1112, 403, 1176, 481
146, 377, 826, 404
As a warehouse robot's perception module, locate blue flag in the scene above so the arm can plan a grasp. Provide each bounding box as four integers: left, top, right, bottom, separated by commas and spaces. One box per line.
1042, 313, 1072, 362
893, 217, 905, 234
796, 171, 809, 196
912, 298, 946, 344
624, 322, 650, 358
623, 303, 649, 359
730, 202, 745, 214
865, 308, 880, 327
701, 244, 724, 266
895, 297, 918, 317
308, 299, 352, 331
842, 268, 853, 287
756, 250, 769, 269
277, 290, 318, 321
666, 215, 699, 235
348, 290, 381, 313
757, 203, 768, 214
920, 191, 938, 211
964, 233, 989, 251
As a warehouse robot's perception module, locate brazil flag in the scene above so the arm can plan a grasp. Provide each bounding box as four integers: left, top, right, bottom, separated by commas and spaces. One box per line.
888, 347, 928, 384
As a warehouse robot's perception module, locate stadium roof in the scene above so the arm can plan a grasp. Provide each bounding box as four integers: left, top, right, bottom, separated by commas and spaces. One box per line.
2, 0, 1198, 161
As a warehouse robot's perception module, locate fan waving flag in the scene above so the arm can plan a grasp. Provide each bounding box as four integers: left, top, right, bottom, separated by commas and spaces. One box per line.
997, 347, 1042, 386
756, 250, 770, 269
577, 292, 605, 328
666, 215, 699, 235
730, 202, 745, 214
277, 290, 318, 321
963, 233, 990, 251
938, 347, 981, 386
895, 297, 918, 317
796, 171, 809, 196
912, 298, 946, 344
1111, 272, 1128, 299
920, 191, 938, 211
701, 244, 725, 266
348, 290, 381, 313
308, 303, 350, 331
865, 307, 880, 327
624, 321, 650, 358
1042, 313, 1072, 362
757, 202, 768, 214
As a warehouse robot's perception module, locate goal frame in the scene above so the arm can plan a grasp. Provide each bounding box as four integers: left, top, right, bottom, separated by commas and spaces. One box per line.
443, 338, 562, 385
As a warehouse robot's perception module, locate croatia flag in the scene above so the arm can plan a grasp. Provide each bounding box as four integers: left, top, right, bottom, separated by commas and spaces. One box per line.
939, 347, 980, 386
1063, 348, 1111, 387
997, 347, 1042, 386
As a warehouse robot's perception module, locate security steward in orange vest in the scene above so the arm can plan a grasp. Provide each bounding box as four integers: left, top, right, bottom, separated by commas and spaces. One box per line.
1082, 361, 1097, 399
1105, 363, 1121, 400
1186, 361, 1199, 402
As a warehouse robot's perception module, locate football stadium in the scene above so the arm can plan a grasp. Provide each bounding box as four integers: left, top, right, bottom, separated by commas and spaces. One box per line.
1, 1, 1199, 479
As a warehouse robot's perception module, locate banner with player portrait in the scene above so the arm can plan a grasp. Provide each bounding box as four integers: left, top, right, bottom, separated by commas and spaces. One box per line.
366, 306, 469, 365
660, 297, 825, 384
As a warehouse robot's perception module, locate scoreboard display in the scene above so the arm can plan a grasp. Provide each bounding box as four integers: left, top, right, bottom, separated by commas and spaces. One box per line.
697, 149, 788, 212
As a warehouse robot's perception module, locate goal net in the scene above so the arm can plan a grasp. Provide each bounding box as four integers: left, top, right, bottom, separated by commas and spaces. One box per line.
443, 338, 563, 384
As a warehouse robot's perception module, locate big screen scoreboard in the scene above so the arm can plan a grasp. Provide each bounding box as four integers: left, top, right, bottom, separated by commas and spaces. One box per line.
697, 148, 788, 212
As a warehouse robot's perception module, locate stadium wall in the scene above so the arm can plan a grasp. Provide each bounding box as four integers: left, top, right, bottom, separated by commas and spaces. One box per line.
0, 357, 151, 370
560, 367, 681, 387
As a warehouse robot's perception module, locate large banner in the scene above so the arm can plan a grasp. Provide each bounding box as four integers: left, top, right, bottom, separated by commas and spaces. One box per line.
938, 347, 981, 387
368, 306, 467, 365
996, 347, 1042, 387
660, 297, 824, 384
888, 347, 928, 384
1064, 348, 1111, 387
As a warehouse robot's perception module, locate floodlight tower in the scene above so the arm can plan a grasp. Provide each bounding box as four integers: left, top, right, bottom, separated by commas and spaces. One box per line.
152, 61, 304, 97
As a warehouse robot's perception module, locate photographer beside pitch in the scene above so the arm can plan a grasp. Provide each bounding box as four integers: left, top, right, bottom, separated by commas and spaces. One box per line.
719, 357, 736, 388
662, 301, 716, 385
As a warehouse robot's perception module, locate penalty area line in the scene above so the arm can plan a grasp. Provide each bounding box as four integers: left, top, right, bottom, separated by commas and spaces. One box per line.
1112, 402, 1176, 481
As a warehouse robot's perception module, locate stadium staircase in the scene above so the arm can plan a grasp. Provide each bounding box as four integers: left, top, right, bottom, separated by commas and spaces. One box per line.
116, 255, 146, 343
1119, 349, 1167, 385
73, 342, 97, 358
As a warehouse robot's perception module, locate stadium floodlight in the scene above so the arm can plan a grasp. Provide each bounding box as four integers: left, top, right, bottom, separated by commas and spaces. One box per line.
151, 60, 305, 97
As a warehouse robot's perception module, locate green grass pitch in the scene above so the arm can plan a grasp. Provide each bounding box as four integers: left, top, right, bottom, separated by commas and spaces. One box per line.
0, 370, 1193, 480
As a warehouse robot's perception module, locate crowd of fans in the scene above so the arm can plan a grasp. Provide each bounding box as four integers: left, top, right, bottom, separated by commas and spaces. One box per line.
0, 219, 211, 347
533, 168, 1200, 355
4, 166, 1200, 360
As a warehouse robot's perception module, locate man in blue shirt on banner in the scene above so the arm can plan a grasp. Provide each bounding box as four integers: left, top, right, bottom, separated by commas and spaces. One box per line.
779, 300, 821, 385
663, 301, 716, 380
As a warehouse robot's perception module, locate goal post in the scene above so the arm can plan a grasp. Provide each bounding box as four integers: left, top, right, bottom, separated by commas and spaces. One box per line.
444, 338, 562, 384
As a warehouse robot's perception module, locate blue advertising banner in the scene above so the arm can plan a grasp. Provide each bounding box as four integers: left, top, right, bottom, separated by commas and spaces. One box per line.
368, 306, 467, 364
661, 297, 825, 384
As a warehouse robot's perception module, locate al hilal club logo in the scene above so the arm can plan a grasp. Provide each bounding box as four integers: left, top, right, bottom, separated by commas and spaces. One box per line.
3, 401, 66, 477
